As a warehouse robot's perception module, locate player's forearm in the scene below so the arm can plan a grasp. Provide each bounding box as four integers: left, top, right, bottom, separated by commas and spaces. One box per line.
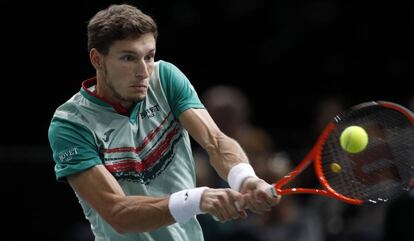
109, 195, 175, 233
68, 166, 175, 234
178, 109, 249, 179
206, 132, 249, 180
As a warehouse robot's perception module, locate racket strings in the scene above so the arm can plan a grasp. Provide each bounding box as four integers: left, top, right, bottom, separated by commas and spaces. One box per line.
321, 107, 414, 203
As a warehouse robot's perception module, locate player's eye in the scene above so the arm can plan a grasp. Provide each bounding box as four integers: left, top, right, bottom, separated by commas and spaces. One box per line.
120, 55, 136, 62
145, 54, 154, 61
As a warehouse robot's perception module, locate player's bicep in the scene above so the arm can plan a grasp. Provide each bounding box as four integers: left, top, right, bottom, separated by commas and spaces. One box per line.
180, 108, 248, 179
68, 165, 126, 220
179, 108, 222, 151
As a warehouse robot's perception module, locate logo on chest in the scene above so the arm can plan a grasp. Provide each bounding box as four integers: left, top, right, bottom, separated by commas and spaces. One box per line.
103, 129, 115, 142
140, 105, 161, 119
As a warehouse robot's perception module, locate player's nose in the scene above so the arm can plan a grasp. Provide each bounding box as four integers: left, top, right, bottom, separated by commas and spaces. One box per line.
135, 60, 149, 79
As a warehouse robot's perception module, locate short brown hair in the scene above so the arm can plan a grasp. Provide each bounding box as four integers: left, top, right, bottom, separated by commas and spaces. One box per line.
87, 4, 158, 55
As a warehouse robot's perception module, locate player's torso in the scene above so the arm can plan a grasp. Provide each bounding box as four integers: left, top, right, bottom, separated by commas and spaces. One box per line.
94, 96, 185, 186
71, 63, 196, 195
56, 61, 203, 241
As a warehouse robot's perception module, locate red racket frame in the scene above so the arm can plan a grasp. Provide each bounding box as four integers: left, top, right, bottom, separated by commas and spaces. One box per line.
271, 101, 414, 205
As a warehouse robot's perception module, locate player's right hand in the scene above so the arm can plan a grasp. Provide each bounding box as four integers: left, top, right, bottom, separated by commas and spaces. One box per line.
240, 177, 281, 214
200, 188, 247, 222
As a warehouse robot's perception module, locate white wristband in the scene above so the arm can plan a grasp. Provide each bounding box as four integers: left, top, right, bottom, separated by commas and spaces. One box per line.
168, 187, 208, 223
227, 163, 257, 191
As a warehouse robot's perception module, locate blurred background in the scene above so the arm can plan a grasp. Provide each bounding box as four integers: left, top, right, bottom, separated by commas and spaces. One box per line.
3, 0, 413, 240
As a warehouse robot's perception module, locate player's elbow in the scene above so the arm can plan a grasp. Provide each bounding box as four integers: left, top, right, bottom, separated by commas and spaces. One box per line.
102, 205, 134, 234
107, 216, 144, 234
109, 218, 161, 234
106, 214, 142, 234
110, 221, 129, 234
204, 130, 227, 154
107, 202, 166, 233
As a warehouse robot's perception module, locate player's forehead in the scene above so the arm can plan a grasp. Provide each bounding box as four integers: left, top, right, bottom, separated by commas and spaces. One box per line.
109, 33, 156, 55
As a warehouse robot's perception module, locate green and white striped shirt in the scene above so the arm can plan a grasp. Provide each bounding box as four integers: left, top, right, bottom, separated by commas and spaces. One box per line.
49, 60, 205, 241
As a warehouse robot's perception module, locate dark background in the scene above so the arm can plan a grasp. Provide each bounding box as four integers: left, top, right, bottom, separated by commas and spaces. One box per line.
3, 0, 413, 240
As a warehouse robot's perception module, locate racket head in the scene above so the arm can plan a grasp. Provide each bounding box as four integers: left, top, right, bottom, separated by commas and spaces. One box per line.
315, 101, 414, 205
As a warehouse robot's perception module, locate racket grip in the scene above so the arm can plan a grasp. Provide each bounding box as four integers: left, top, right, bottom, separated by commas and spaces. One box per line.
267, 185, 278, 198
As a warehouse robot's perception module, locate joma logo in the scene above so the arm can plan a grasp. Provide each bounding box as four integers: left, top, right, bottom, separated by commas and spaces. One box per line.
103, 129, 115, 142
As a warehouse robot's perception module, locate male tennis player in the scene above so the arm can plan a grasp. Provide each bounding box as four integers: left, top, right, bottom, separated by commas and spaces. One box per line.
48, 4, 280, 241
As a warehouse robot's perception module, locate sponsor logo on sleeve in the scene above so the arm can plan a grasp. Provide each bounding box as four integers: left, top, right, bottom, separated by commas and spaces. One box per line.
58, 147, 79, 162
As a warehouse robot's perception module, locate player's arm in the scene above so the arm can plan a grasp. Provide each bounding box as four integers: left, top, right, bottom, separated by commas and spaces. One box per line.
50, 118, 187, 233
50, 119, 174, 233
159, 61, 279, 214
179, 108, 281, 213
70, 164, 247, 227
160, 61, 249, 180
179, 108, 247, 179
68, 165, 175, 233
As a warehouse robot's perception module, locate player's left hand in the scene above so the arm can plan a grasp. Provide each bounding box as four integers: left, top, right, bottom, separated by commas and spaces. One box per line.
239, 177, 281, 214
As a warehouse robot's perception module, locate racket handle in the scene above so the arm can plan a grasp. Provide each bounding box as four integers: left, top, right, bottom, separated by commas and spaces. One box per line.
267, 185, 278, 198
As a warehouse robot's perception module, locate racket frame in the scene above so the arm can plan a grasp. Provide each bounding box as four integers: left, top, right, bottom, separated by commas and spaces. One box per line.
272, 101, 414, 205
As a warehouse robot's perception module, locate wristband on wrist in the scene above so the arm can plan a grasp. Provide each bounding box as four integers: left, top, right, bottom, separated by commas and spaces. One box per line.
168, 187, 208, 223
227, 163, 257, 191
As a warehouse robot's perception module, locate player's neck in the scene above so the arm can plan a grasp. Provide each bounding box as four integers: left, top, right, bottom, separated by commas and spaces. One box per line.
94, 78, 133, 111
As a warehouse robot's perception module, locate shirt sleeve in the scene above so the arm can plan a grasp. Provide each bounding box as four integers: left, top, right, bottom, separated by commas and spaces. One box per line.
159, 60, 205, 118
48, 117, 102, 182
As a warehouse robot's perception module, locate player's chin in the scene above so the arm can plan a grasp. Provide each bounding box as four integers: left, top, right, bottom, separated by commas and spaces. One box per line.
123, 93, 146, 103
127, 90, 147, 101
133, 94, 147, 102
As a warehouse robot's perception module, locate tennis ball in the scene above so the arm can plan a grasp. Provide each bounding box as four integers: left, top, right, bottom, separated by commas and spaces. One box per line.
330, 163, 342, 173
340, 126, 368, 153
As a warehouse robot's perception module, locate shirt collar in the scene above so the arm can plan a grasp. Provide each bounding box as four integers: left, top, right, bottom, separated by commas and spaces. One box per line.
80, 77, 131, 116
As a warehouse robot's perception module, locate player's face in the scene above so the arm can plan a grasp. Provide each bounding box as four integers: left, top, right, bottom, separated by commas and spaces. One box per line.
100, 33, 156, 105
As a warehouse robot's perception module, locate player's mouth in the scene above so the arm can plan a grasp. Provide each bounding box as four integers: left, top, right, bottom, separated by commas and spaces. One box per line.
130, 84, 147, 91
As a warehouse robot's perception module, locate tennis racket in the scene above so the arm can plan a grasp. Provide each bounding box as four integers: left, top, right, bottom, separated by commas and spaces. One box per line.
268, 100, 414, 205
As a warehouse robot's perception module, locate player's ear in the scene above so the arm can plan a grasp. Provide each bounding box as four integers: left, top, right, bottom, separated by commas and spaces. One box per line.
90, 48, 103, 70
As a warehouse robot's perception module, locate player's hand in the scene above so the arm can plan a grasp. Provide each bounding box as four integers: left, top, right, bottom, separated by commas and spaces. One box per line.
240, 177, 281, 214
200, 188, 247, 222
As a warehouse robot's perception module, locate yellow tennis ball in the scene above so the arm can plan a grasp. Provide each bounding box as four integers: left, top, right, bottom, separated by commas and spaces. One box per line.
340, 126, 368, 153
330, 163, 342, 173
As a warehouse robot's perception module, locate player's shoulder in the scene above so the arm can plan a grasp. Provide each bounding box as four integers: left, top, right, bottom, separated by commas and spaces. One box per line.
52, 92, 92, 126
151, 60, 178, 84
156, 59, 181, 73
54, 92, 83, 114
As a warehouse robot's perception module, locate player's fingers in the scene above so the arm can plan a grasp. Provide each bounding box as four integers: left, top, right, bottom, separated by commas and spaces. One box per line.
253, 181, 281, 208
201, 188, 231, 221
255, 190, 273, 209
211, 189, 248, 221
232, 193, 248, 219
253, 190, 272, 212
245, 193, 266, 214
214, 206, 246, 222
261, 186, 282, 207
209, 197, 232, 222
225, 189, 249, 220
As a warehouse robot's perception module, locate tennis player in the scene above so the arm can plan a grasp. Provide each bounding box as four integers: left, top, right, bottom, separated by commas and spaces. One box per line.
48, 4, 280, 241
